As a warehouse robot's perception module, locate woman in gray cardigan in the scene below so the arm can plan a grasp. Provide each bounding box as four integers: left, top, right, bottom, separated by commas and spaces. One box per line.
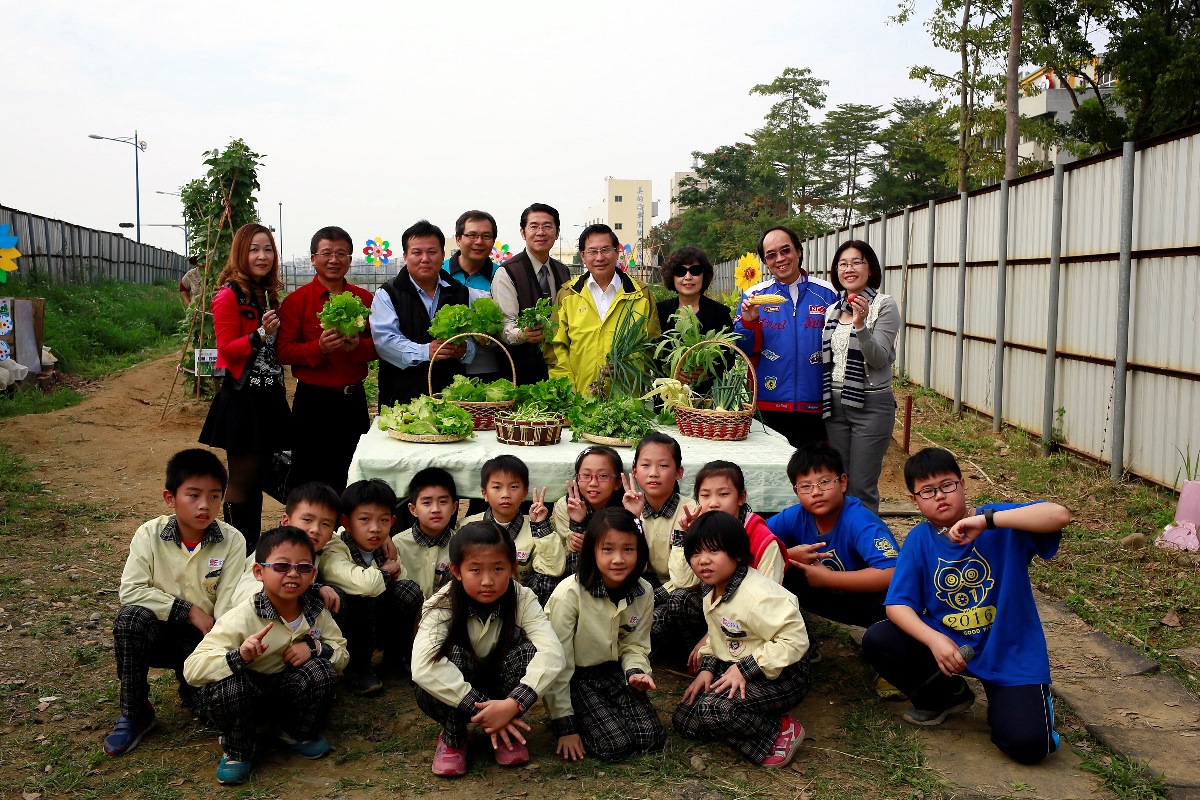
819, 240, 900, 513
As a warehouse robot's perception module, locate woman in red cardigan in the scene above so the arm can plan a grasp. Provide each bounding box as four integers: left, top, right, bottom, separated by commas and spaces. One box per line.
199, 223, 291, 552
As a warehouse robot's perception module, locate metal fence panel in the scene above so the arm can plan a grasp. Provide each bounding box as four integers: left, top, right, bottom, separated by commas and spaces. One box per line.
1, 204, 187, 285
802, 126, 1200, 487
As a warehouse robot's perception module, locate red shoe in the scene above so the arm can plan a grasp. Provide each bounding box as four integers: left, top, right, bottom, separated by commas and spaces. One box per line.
494, 738, 529, 767
431, 734, 467, 777
761, 715, 804, 768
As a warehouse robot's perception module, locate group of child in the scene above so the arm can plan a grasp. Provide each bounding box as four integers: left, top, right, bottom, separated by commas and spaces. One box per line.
105, 434, 1071, 785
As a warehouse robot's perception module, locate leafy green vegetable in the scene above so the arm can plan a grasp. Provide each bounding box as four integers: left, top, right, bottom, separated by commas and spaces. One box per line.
515, 297, 558, 339
428, 304, 478, 340
498, 401, 563, 423
514, 376, 578, 412
440, 375, 515, 403
570, 396, 656, 442
317, 291, 370, 336
652, 306, 741, 380
471, 297, 504, 337
377, 395, 475, 438
428, 300, 505, 339
597, 303, 654, 399
706, 362, 750, 411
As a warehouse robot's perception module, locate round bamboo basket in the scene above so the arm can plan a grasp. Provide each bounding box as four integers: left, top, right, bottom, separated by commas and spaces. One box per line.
429, 331, 516, 431
673, 340, 757, 442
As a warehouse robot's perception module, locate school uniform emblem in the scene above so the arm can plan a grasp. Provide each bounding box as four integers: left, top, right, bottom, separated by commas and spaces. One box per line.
516, 549, 531, 563
875, 538, 898, 558
765, 376, 778, 391
309, 628, 322, 640
208, 558, 225, 569
728, 639, 743, 653
627, 615, 640, 626
720, 616, 746, 638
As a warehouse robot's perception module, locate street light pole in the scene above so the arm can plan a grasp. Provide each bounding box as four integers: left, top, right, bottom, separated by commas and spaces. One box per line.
89, 131, 147, 243
278, 202, 284, 262
156, 190, 188, 256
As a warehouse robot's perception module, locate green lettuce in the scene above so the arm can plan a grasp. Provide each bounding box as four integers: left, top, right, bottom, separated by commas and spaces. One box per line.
317, 291, 370, 336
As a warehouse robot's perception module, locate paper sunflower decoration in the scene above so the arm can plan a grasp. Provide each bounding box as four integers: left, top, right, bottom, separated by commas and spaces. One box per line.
362, 237, 392, 266
735, 252, 762, 293
0, 224, 20, 284
490, 242, 514, 264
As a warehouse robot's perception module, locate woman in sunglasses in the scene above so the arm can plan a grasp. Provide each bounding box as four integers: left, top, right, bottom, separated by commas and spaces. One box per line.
657, 247, 734, 389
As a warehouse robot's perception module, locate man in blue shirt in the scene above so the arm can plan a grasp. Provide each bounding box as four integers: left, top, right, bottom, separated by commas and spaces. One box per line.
443, 210, 503, 383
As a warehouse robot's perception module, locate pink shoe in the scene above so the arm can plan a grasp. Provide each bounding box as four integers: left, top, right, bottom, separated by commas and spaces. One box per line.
494, 738, 529, 767
432, 734, 467, 777
761, 715, 804, 768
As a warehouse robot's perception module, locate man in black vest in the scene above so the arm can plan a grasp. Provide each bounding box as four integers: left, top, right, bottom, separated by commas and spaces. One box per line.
490, 203, 571, 385
370, 220, 488, 409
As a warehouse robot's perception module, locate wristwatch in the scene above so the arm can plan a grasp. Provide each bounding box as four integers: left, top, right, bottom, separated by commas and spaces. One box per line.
982, 508, 996, 529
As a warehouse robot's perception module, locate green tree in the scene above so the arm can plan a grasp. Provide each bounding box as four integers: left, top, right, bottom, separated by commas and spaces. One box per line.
863, 98, 957, 212
1105, 0, 1200, 139
173, 139, 264, 397
821, 103, 888, 227
896, 0, 1010, 190
748, 67, 833, 215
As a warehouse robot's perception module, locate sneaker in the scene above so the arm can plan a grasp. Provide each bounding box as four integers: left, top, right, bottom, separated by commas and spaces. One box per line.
903, 688, 976, 726
875, 675, 905, 700
103, 706, 156, 756
761, 715, 804, 768
432, 733, 468, 777
346, 670, 383, 696
494, 738, 529, 767
276, 729, 332, 759
216, 754, 253, 785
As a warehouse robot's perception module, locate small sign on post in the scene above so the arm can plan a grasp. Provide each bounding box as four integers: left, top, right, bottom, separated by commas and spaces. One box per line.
193, 348, 225, 378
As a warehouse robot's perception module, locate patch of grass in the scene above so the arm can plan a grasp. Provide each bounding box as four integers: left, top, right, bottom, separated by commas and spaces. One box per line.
0, 276, 184, 417
1079, 750, 1170, 800
902, 387, 1199, 687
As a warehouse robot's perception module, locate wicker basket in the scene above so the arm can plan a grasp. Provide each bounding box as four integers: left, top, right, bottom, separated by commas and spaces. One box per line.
495, 414, 564, 446
429, 332, 516, 431
673, 340, 758, 442
387, 430, 469, 444
580, 432, 637, 448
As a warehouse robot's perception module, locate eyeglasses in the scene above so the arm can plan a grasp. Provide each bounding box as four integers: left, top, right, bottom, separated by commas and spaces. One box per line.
584, 246, 617, 258
763, 245, 795, 262
837, 258, 867, 269
671, 264, 705, 278
525, 223, 557, 232
258, 561, 316, 575
315, 251, 351, 260
913, 479, 962, 499
794, 477, 840, 495
460, 232, 496, 242
576, 473, 617, 484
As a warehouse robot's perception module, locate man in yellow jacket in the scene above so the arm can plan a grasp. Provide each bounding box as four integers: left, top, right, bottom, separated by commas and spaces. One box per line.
549, 224, 660, 395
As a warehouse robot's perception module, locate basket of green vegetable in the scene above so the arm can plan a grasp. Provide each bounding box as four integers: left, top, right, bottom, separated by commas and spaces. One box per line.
570, 396, 656, 447
673, 340, 757, 441
429, 332, 517, 431
378, 396, 475, 443
494, 403, 565, 446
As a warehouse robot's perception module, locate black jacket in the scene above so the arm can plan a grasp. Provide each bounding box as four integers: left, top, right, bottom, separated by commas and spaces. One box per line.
377, 268, 470, 408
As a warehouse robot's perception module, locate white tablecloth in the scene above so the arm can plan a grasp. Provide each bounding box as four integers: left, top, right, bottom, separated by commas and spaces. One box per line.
347, 421, 799, 513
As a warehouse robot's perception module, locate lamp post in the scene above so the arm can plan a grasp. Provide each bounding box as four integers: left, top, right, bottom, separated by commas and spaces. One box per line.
278, 202, 283, 260
154, 191, 188, 256
89, 131, 147, 243
121, 222, 187, 255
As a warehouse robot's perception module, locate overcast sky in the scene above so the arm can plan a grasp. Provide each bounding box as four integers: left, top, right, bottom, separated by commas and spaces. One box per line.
3, 0, 958, 260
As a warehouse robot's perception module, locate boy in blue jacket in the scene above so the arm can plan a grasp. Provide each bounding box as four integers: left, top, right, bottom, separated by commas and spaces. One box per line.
862, 447, 1071, 764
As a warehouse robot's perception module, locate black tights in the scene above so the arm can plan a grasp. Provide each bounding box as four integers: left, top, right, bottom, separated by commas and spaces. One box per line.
224, 451, 266, 554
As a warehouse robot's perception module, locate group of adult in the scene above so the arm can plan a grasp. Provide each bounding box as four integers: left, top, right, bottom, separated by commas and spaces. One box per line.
196, 203, 900, 552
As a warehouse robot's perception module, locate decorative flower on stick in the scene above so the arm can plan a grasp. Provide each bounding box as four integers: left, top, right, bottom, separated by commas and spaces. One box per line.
0, 224, 20, 284
362, 237, 392, 266
735, 252, 762, 293
489, 242, 513, 264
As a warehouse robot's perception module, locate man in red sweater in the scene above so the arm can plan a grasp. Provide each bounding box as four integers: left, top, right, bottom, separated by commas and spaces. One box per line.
277, 226, 377, 493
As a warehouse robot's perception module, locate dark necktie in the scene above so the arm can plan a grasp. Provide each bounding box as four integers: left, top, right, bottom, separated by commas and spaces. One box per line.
538, 265, 551, 296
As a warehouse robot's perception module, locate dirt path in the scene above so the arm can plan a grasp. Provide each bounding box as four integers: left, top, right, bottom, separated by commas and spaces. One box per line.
0, 356, 1120, 799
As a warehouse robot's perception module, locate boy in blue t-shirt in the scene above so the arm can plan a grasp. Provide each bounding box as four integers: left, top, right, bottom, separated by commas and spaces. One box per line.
861, 447, 1071, 765
767, 443, 899, 629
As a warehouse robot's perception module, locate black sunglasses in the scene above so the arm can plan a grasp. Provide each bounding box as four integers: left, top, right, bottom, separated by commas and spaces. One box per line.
671, 264, 705, 278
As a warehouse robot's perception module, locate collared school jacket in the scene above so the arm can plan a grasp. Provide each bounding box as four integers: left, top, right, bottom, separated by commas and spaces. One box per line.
548, 270, 661, 396
697, 566, 809, 680
639, 493, 695, 591
733, 274, 838, 413
411, 582, 565, 711
183, 591, 348, 684
543, 576, 654, 724
391, 525, 454, 599
318, 533, 394, 598
118, 516, 246, 621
